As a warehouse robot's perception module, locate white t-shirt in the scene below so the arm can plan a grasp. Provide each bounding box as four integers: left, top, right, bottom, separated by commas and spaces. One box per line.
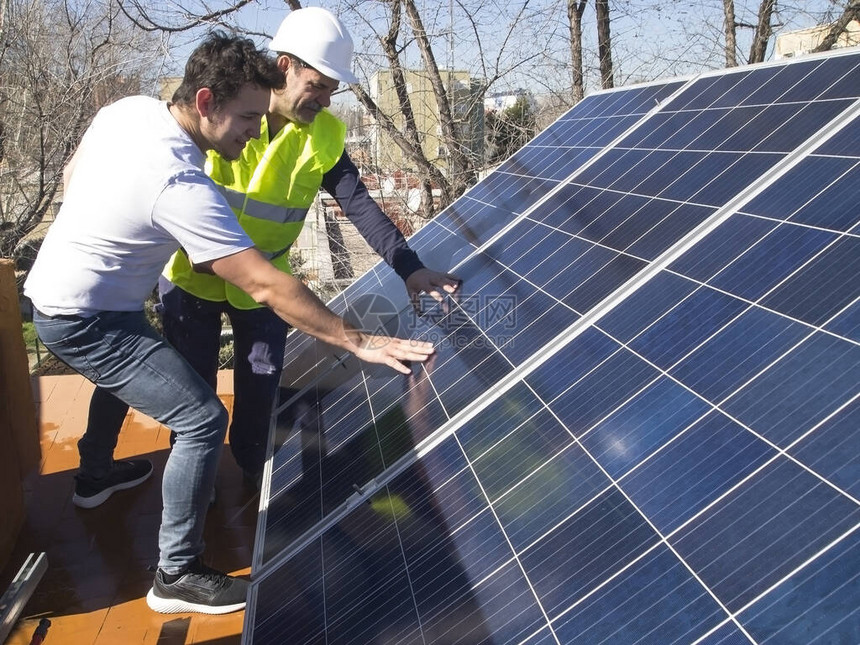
25, 96, 253, 316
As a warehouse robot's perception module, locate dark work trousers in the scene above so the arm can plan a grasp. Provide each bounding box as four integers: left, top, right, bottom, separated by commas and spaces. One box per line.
158, 276, 288, 476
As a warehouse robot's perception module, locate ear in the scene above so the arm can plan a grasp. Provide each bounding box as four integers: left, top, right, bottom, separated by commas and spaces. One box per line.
195, 88, 216, 118
277, 54, 292, 76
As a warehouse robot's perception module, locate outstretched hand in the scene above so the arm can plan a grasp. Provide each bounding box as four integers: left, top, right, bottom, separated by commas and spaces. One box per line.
350, 332, 435, 375
406, 268, 460, 312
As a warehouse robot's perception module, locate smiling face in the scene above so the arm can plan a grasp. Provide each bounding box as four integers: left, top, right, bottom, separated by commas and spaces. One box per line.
201, 84, 270, 160
271, 56, 339, 125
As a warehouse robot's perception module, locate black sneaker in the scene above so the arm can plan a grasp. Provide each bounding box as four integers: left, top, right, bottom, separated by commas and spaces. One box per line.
146, 559, 248, 614
72, 459, 153, 509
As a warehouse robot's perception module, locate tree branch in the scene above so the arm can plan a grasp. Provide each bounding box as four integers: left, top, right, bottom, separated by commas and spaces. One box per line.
595, 0, 613, 88
567, 0, 587, 102
723, 0, 737, 67
350, 82, 450, 202
811, 0, 860, 53
116, 0, 256, 33
402, 0, 475, 194
748, 0, 775, 64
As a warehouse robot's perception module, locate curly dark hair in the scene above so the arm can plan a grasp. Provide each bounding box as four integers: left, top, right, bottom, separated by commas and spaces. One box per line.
172, 31, 284, 110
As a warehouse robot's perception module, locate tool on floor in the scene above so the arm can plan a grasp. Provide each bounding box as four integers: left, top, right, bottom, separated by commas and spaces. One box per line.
29, 617, 51, 644
0, 552, 48, 642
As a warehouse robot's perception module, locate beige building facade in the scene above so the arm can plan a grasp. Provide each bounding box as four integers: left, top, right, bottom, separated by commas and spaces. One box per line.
775, 20, 860, 59
368, 68, 484, 174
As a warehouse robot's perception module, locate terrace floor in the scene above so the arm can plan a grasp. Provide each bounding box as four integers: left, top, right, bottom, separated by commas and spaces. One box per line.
2, 371, 258, 644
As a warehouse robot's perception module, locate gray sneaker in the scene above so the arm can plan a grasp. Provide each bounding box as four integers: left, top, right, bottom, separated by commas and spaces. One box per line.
72, 459, 153, 509
146, 559, 248, 614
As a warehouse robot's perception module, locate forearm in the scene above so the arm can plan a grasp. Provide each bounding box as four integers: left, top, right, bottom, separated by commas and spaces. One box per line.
322, 154, 425, 280
262, 278, 355, 346
205, 248, 436, 374
206, 248, 361, 352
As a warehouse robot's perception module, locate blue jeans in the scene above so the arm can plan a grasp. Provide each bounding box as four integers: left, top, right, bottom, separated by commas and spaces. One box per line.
33, 309, 228, 573
158, 277, 288, 475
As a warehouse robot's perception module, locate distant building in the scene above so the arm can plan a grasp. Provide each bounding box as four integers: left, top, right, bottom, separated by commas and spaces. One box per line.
368, 69, 484, 175
484, 89, 534, 113
775, 20, 860, 59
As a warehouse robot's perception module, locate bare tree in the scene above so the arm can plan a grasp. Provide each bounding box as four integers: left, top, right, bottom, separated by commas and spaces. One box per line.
595, 0, 614, 88
114, 0, 542, 216
0, 0, 163, 271
747, 0, 776, 63
403, 0, 476, 201
568, 0, 588, 102
352, 0, 444, 214
337, 0, 548, 210
723, 0, 738, 66
812, 0, 860, 52
485, 94, 536, 163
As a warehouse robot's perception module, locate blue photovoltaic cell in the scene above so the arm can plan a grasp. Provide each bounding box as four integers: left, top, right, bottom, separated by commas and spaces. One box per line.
670, 457, 860, 612
740, 155, 860, 231
706, 225, 836, 300
580, 375, 711, 479
490, 436, 610, 550
721, 331, 860, 447
620, 410, 775, 534
519, 487, 659, 616
553, 546, 725, 644
737, 529, 860, 644
760, 235, 860, 326
528, 334, 659, 436
666, 213, 777, 282
522, 630, 558, 645
826, 296, 860, 343
789, 396, 860, 501
625, 286, 750, 369
698, 623, 757, 645
460, 412, 575, 504
668, 306, 809, 403
253, 51, 860, 643
597, 271, 698, 342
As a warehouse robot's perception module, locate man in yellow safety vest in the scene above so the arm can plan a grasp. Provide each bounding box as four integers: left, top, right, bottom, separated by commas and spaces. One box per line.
159, 7, 460, 486
25, 32, 437, 614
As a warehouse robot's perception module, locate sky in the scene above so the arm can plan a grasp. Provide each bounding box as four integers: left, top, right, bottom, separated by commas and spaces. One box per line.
154, 0, 853, 106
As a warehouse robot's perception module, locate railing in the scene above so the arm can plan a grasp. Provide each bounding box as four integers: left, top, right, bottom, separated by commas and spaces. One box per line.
0, 258, 41, 571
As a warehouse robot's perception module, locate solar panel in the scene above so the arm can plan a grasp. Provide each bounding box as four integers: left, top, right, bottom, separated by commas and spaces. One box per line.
244, 49, 860, 644
273, 80, 688, 396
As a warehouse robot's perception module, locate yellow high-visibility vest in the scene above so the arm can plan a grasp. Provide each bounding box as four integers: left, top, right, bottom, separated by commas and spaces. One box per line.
163, 110, 347, 309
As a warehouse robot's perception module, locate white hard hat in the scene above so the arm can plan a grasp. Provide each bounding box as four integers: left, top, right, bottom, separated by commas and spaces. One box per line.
269, 7, 358, 84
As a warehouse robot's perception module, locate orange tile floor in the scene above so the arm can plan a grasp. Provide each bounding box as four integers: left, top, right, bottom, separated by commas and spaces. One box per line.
2, 371, 258, 644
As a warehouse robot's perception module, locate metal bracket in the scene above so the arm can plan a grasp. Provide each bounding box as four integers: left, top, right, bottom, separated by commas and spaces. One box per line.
0, 552, 48, 643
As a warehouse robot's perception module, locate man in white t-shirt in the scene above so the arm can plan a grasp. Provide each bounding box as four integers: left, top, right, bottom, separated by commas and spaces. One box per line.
24, 32, 434, 615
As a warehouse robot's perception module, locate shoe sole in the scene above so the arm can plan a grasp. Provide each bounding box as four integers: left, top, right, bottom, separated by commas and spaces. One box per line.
145, 588, 246, 614
72, 467, 153, 509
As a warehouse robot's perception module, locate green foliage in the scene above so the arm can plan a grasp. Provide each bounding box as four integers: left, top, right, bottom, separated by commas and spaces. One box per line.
22, 321, 38, 346
485, 95, 537, 165
218, 339, 235, 370
144, 290, 163, 334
